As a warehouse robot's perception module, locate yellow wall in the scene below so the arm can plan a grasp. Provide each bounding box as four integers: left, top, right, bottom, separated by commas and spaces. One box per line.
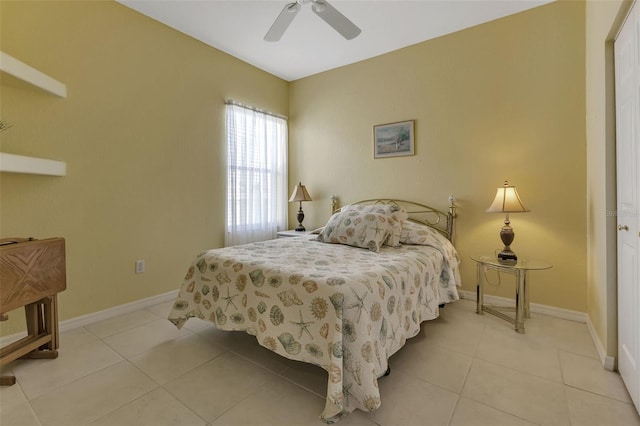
1, 0, 596, 337
0, 1, 288, 335
289, 0, 587, 312
585, 0, 632, 361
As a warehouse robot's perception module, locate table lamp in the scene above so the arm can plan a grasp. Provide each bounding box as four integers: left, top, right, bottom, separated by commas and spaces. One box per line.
289, 182, 312, 231
486, 180, 529, 262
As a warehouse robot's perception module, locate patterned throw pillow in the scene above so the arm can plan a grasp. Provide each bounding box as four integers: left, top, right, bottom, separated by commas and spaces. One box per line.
341, 204, 408, 247
317, 210, 395, 252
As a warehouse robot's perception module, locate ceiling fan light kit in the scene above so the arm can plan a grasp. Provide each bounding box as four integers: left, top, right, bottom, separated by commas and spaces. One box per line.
265, 0, 361, 42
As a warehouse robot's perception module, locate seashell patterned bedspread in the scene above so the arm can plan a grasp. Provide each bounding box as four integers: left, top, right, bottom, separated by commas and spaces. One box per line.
168, 236, 460, 423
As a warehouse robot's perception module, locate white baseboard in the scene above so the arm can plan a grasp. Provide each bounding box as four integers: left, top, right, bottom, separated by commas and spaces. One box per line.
458, 290, 587, 323
585, 315, 617, 371
0, 290, 178, 347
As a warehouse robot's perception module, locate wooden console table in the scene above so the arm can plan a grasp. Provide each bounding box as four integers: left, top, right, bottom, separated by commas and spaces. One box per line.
0, 237, 66, 386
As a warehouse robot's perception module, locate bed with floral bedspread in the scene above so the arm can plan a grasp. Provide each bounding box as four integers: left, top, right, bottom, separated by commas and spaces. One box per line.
168, 202, 460, 423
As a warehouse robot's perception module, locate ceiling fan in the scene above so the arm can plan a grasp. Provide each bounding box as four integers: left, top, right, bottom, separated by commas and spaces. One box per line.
264, 0, 361, 42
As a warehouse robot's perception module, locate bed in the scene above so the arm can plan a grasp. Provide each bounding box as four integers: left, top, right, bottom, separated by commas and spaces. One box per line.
168, 198, 460, 423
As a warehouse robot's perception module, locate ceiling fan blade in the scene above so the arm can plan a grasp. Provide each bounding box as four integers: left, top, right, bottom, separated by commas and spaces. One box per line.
264, 2, 301, 42
311, 0, 361, 40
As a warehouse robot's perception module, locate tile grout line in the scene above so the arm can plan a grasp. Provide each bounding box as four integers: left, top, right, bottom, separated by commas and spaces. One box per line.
460, 358, 545, 426
445, 323, 479, 426
563, 383, 637, 406
17, 326, 126, 401
91, 324, 212, 426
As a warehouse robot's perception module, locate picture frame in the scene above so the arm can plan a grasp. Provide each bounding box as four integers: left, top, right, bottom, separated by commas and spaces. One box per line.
373, 120, 415, 158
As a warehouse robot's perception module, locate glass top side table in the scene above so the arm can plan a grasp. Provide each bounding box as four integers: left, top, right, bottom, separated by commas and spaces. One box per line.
470, 255, 552, 333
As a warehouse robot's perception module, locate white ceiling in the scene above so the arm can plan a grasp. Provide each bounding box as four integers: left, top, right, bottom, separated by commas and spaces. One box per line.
118, 0, 554, 82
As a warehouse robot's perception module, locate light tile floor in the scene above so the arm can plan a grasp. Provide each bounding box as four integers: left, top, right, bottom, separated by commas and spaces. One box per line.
1, 299, 639, 426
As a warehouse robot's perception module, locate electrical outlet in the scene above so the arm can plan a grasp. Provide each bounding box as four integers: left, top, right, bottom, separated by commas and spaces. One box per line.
135, 260, 145, 274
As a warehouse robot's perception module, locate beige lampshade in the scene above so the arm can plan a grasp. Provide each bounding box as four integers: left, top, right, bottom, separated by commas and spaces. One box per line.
486, 181, 529, 213
289, 182, 312, 202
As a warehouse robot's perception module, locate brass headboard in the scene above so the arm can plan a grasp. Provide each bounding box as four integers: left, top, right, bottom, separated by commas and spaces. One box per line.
330, 196, 457, 242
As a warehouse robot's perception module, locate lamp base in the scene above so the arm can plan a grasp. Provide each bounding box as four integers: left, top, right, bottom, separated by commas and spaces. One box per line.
498, 218, 517, 264
497, 249, 517, 264
295, 205, 306, 232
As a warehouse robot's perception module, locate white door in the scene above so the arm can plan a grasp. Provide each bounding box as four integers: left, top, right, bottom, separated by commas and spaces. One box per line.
615, 0, 640, 414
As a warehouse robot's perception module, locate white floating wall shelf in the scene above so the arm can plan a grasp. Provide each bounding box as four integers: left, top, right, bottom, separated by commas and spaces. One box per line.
0, 153, 67, 176
0, 51, 67, 98
0, 52, 67, 176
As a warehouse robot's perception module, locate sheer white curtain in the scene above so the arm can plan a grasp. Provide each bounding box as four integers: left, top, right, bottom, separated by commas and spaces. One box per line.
225, 102, 288, 246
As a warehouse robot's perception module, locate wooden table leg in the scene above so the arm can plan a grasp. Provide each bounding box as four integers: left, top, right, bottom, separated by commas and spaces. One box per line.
52, 295, 59, 349
0, 376, 16, 386
38, 296, 55, 352
25, 302, 39, 338
0, 313, 13, 385
25, 298, 58, 359
1, 298, 59, 387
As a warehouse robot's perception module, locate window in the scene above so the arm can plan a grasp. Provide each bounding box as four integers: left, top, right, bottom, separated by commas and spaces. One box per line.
225, 102, 288, 246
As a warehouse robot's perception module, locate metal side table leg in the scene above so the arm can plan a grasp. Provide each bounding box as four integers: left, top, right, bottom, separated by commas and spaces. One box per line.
515, 270, 525, 333
476, 262, 484, 315
524, 270, 531, 319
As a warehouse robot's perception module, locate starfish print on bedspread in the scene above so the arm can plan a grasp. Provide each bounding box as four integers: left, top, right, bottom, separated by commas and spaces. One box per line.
222, 287, 238, 312
291, 310, 314, 340
346, 289, 368, 323
421, 290, 435, 314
